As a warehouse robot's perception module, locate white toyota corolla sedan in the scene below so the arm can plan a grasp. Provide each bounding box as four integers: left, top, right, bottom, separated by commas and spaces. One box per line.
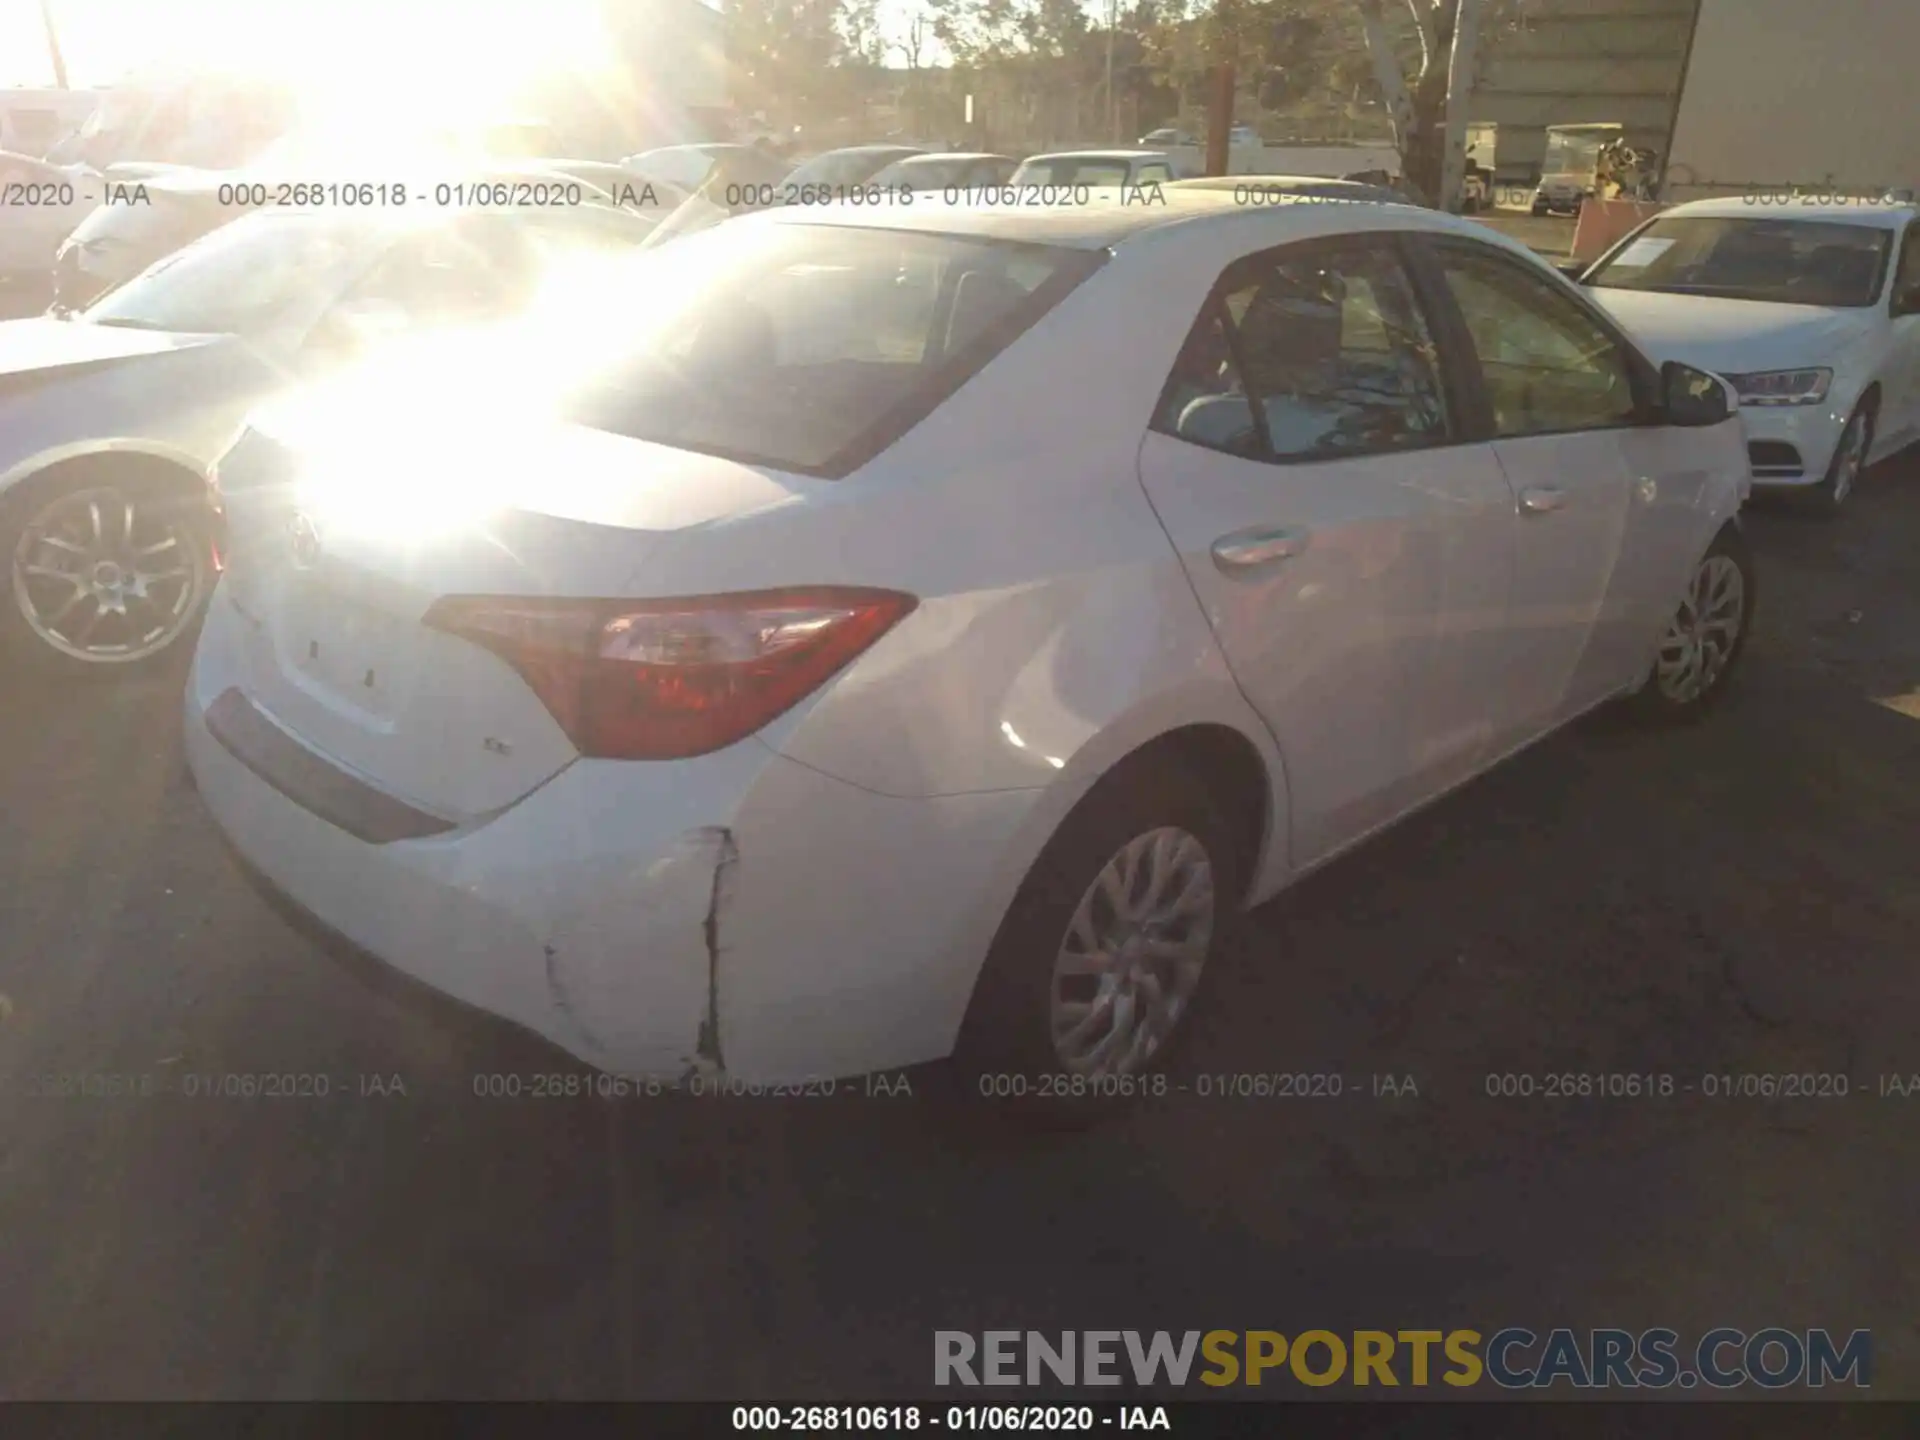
1582, 198, 1920, 515
184, 192, 1753, 1110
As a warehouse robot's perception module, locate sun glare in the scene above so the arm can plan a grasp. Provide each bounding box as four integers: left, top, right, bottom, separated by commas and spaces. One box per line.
63, 0, 615, 151
288, 0, 611, 134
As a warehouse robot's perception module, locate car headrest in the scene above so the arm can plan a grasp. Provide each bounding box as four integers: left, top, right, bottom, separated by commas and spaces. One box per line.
1177, 394, 1257, 451
945, 270, 1028, 355
690, 300, 778, 373
1240, 268, 1345, 375
1806, 243, 1878, 294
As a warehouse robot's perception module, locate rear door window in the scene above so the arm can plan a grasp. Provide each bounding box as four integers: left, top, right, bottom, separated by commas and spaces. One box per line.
1156, 238, 1452, 461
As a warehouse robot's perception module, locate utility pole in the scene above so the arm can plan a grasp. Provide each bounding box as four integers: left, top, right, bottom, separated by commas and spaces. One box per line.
1105, 0, 1118, 143
1204, 63, 1233, 176
40, 0, 71, 89
1438, 0, 1482, 212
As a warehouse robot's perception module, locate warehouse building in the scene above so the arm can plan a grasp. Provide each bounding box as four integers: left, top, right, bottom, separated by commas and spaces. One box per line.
1469, 0, 1698, 185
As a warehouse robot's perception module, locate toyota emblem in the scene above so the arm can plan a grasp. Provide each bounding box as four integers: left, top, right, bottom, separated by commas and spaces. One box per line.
288, 512, 322, 570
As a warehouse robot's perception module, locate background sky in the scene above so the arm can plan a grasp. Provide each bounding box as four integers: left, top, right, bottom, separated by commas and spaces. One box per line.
0, 0, 939, 89
6, 0, 275, 85
1, 0, 724, 140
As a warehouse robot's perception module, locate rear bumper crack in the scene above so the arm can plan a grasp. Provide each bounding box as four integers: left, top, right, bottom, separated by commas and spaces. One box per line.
540, 826, 737, 1082
695, 826, 739, 1073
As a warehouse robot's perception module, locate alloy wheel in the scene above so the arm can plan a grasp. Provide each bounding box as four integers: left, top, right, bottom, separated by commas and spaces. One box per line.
1048, 826, 1215, 1077
1829, 413, 1869, 506
1655, 552, 1745, 704
11, 486, 208, 665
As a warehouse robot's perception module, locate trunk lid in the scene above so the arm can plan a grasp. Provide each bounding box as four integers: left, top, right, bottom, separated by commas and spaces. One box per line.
216, 414, 812, 820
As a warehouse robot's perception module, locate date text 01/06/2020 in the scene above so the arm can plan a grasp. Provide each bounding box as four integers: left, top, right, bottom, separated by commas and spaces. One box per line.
0, 1071, 409, 1099
205, 179, 662, 210
732, 1405, 1171, 1432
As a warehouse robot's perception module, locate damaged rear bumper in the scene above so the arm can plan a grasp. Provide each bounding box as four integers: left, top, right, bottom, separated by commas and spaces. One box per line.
184, 666, 761, 1082
182, 586, 1048, 1084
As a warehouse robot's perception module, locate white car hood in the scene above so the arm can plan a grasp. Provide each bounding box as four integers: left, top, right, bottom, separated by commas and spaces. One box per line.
1589, 287, 1878, 376
0, 317, 227, 380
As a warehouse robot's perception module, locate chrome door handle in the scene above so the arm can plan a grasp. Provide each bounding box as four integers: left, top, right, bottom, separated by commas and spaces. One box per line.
1519, 486, 1567, 515
1210, 525, 1310, 574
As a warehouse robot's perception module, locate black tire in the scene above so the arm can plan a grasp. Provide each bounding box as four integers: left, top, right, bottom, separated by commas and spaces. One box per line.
0, 471, 215, 680
1530, 201, 1549, 216
1628, 523, 1756, 724
1805, 399, 1874, 518
947, 757, 1244, 1127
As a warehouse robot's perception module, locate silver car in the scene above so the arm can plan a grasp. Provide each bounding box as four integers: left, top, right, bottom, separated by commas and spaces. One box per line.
0, 200, 655, 675
50, 160, 648, 314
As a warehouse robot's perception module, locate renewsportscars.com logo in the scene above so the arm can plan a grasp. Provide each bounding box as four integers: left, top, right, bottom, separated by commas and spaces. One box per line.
934, 1329, 1872, 1390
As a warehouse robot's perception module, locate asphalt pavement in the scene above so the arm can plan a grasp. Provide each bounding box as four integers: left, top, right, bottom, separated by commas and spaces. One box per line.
1, 457, 1917, 1399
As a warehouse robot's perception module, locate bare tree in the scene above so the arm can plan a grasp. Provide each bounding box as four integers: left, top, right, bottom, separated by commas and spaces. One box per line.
40, 0, 70, 89
897, 9, 934, 69
839, 0, 889, 65
1358, 0, 1509, 209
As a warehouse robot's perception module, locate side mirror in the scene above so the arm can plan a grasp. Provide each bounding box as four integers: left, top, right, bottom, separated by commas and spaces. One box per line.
1660, 360, 1731, 427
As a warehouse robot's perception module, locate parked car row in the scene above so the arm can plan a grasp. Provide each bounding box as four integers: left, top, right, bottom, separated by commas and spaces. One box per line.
1139, 125, 1261, 149
1, 160, 1908, 1122
620, 140, 1189, 204
49, 154, 679, 314
1573, 199, 1920, 516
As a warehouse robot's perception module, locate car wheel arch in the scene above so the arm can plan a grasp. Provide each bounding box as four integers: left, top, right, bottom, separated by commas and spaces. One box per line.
923, 690, 1292, 1055
938, 717, 1284, 1089
1098, 723, 1273, 909
995, 705, 1287, 931
0, 443, 210, 508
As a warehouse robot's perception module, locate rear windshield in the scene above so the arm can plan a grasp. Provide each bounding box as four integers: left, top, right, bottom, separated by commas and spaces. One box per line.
1587, 216, 1893, 307
546, 221, 1102, 476
878, 157, 980, 190
84, 211, 371, 336
785, 150, 912, 189
1012, 158, 1132, 188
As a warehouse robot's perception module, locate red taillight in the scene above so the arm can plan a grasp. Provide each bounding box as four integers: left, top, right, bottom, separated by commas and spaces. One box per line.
423, 587, 918, 760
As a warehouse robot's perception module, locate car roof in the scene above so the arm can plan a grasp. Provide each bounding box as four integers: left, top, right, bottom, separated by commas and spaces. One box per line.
1020, 149, 1169, 162
810, 144, 923, 156
135, 160, 606, 198
1178, 179, 1409, 206
1657, 197, 1914, 228
535, 158, 633, 176
758, 186, 1517, 252
890, 152, 1009, 165
536, 158, 685, 196
207, 201, 530, 242
1171, 175, 1398, 193
631, 143, 746, 158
